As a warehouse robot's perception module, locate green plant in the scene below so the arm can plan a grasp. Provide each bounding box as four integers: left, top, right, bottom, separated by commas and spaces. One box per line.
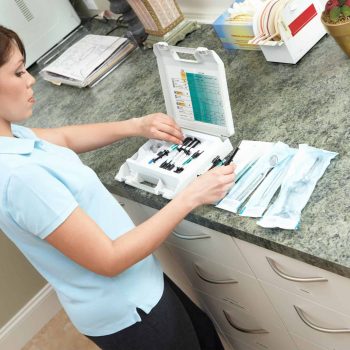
324, 0, 350, 23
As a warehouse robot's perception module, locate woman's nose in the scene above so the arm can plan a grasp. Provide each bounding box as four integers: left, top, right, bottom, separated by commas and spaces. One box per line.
26, 71, 36, 87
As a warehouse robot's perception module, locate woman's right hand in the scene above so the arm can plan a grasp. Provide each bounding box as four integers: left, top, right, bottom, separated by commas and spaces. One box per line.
178, 164, 236, 208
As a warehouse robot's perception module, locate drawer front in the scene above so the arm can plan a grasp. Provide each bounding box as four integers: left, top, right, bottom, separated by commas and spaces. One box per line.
168, 245, 285, 330
154, 243, 191, 289
168, 221, 253, 275
113, 195, 150, 225
291, 333, 330, 350
225, 335, 260, 350
235, 238, 350, 315
262, 281, 350, 350
198, 291, 296, 350
138, 203, 253, 275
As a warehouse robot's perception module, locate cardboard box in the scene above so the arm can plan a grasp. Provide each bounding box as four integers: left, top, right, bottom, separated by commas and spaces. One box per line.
213, 9, 260, 51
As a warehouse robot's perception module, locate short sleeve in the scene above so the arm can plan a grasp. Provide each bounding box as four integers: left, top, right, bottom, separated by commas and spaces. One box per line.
5, 165, 78, 239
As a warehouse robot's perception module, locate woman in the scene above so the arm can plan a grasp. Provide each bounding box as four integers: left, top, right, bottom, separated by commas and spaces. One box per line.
0, 25, 235, 349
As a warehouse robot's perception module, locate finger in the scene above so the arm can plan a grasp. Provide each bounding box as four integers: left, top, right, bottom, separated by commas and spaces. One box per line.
158, 116, 183, 135
217, 170, 236, 185
208, 163, 235, 176
219, 164, 236, 174
155, 124, 183, 143
157, 122, 184, 139
154, 130, 184, 145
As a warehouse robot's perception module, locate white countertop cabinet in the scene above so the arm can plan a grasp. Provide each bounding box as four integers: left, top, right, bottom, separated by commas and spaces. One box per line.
236, 239, 350, 350
114, 196, 297, 350
115, 195, 350, 350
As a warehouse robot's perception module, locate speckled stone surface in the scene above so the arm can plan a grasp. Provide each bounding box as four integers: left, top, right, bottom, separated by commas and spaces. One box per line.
27, 22, 350, 278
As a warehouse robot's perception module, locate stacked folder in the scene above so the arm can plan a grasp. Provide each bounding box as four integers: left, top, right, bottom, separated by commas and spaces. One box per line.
40, 34, 136, 88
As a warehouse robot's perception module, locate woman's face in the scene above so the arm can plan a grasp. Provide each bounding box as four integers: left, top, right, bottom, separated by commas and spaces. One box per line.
0, 43, 35, 123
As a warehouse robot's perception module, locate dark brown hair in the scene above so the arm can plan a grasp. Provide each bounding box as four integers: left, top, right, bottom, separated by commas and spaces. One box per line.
0, 25, 26, 67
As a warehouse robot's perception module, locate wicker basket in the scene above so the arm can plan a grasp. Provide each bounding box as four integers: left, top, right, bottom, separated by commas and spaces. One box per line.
127, 0, 184, 36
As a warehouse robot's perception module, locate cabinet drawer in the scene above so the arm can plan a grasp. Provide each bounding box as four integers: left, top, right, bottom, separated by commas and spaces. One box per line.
138, 203, 253, 274
225, 336, 260, 350
198, 291, 296, 350
154, 243, 191, 289
168, 221, 252, 275
168, 245, 285, 330
262, 281, 350, 350
291, 333, 329, 350
235, 238, 350, 315
113, 195, 149, 225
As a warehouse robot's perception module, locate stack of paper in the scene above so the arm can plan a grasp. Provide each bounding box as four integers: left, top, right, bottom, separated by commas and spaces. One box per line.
40, 34, 136, 88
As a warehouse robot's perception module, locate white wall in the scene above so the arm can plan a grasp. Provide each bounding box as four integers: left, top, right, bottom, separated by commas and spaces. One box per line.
73, 0, 233, 23
177, 0, 233, 23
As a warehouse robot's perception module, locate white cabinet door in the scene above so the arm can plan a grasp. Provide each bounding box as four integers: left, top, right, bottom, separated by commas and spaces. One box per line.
198, 291, 297, 350
235, 238, 350, 316
262, 281, 350, 350
168, 244, 287, 330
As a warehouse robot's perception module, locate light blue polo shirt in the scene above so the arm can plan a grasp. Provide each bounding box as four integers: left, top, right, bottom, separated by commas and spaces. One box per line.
0, 124, 164, 336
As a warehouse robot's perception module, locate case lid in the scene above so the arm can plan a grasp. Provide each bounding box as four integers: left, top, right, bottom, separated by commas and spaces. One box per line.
153, 42, 234, 138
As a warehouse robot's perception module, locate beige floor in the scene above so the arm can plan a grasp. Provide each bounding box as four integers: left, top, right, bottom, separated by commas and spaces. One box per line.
22, 307, 231, 350
22, 309, 99, 350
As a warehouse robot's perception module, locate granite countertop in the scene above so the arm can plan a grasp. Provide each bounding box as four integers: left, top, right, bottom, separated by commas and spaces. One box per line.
28, 23, 350, 278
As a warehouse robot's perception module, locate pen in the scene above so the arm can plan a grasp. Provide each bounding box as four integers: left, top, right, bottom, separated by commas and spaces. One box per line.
211, 146, 240, 169
223, 146, 240, 166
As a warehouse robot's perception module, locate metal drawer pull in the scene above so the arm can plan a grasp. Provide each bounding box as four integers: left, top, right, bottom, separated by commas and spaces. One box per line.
193, 263, 238, 284
294, 305, 350, 333
173, 231, 211, 240
266, 257, 328, 283
223, 310, 269, 334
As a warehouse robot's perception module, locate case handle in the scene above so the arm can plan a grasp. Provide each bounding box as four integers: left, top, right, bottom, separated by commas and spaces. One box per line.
171, 46, 209, 64
125, 177, 164, 195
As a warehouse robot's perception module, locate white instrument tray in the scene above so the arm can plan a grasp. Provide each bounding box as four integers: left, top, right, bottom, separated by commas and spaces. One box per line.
116, 42, 235, 199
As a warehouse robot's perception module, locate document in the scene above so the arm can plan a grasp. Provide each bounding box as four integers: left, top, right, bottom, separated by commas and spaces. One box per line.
40, 34, 136, 88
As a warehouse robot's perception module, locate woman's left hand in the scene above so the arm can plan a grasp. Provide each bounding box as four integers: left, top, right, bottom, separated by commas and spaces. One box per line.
134, 113, 184, 144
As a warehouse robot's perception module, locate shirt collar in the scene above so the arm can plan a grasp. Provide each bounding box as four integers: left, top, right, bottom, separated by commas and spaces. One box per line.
0, 137, 37, 155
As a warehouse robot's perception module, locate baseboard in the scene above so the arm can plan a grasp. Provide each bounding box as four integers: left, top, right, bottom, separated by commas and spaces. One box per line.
183, 12, 217, 24
0, 284, 61, 350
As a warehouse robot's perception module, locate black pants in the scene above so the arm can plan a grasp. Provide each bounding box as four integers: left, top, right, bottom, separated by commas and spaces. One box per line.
87, 275, 223, 350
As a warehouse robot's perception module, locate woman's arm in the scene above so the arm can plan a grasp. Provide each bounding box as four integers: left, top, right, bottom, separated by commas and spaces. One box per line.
45, 165, 235, 277
32, 113, 184, 153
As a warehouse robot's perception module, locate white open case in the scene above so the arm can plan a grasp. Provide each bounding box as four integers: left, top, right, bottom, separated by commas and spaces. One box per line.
116, 42, 235, 199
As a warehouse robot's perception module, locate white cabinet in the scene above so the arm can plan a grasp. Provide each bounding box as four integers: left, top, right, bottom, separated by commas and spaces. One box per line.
113, 196, 350, 350
198, 291, 296, 350
161, 219, 296, 350
235, 238, 350, 350
235, 238, 350, 316
168, 221, 254, 276
291, 332, 329, 350
263, 282, 350, 350
112, 194, 149, 225
167, 245, 285, 330
113, 196, 200, 304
